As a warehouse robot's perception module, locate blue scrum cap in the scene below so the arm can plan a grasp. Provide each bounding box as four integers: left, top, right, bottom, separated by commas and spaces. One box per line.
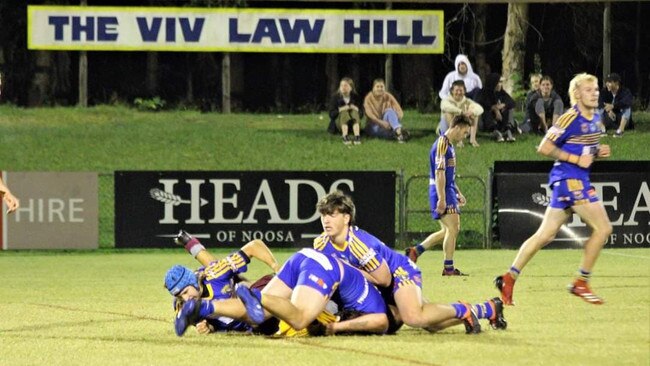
164, 265, 199, 296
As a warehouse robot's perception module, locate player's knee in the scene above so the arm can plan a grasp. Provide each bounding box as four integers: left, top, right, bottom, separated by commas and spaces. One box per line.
400, 311, 426, 328
596, 221, 613, 239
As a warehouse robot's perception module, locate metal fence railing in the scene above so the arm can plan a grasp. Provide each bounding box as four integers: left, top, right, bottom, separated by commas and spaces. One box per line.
399, 174, 488, 249
98, 173, 114, 248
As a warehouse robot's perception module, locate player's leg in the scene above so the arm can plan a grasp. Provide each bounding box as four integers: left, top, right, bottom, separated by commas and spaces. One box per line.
495, 206, 571, 305
440, 213, 465, 275
261, 285, 330, 330
393, 284, 480, 334
406, 225, 446, 263
567, 201, 612, 304
424, 297, 506, 332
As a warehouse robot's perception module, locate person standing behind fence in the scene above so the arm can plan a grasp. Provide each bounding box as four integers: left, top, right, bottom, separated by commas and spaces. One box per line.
495, 73, 612, 306
363, 78, 408, 143
405, 115, 472, 276
328, 77, 364, 145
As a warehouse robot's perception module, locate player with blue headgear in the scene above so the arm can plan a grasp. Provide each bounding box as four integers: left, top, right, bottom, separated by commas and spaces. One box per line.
164, 230, 281, 336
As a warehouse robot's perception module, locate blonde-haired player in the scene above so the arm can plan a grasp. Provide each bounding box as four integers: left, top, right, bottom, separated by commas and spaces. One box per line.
495, 73, 612, 305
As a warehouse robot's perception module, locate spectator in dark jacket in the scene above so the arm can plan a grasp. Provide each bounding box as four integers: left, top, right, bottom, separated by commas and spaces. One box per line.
526, 75, 564, 135
598, 73, 634, 137
477, 73, 517, 142
327, 77, 364, 145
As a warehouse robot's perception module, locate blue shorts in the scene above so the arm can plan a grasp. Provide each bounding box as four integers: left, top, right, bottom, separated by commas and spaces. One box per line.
276, 250, 341, 298
549, 178, 599, 209
391, 263, 423, 294
429, 185, 460, 220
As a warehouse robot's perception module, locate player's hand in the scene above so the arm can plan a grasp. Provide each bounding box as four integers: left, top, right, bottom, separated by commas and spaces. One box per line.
577, 154, 594, 168
597, 144, 611, 158
195, 320, 213, 335
457, 193, 466, 207
325, 322, 336, 336
436, 200, 447, 215
2, 191, 19, 214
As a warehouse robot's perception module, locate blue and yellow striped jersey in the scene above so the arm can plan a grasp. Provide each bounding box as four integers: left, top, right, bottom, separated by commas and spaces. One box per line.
313, 226, 404, 275
545, 106, 602, 184
429, 135, 456, 189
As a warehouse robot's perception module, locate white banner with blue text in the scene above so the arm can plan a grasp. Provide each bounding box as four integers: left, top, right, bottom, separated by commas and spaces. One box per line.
28, 6, 443, 53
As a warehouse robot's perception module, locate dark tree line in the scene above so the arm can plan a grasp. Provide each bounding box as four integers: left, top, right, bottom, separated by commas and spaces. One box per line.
1, 1, 648, 112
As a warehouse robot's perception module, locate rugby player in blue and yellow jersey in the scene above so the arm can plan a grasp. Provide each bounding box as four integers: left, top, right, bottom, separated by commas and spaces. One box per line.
164, 231, 281, 335
405, 115, 472, 275
496, 73, 612, 306
236, 248, 390, 336
313, 191, 507, 334
171, 233, 393, 336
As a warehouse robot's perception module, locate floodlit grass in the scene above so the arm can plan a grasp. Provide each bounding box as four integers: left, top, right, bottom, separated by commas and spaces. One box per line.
0, 248, 648, 365
0, 106, 648, 365
1, 105, 647, 247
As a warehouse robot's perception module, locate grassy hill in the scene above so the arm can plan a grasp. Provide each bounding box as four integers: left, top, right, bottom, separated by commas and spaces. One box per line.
1, 105, 647, 247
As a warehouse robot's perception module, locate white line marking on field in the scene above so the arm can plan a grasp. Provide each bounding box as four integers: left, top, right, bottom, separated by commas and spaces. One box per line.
601, 251, 650, 260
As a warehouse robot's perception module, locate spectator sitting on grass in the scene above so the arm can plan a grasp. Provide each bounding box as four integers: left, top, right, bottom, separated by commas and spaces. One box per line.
440, 80, 483, 147
520, 73, 542, 134
476, 73, 517, 142
328, 77, 364, 145
363, 78, 409, 143
598, 73, 634, 137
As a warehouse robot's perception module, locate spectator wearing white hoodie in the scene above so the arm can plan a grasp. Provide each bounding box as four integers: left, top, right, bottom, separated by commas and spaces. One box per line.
439, 54, 483, 101
437, 55, 483, 136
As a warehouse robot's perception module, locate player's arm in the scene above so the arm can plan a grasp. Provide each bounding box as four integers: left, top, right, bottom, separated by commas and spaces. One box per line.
435, 170, 446, 214
326, 313, 388, 335
0, 177, 19, 214
175, 233, 218, 267
454, 182, 466, 206
361, 260, 392, 287
240, 239, 281, 273
537, 138, 592, 169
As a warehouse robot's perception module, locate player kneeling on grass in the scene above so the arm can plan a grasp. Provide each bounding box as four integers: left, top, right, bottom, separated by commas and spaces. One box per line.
233, 248, 391, 336
164, 230, 281, 335
314, 191, 507, 334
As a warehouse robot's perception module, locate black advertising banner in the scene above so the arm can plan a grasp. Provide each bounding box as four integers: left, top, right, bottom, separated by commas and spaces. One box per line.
115, 171, 395, 248
494, 161, 650, 248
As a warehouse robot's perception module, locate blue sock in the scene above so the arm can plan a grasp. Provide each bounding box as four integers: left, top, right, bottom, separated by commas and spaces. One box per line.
444, 260, 454, 272
509, 266, 521, 280
198, 299, 215, 318
415, 244, 425, 255
474, 301, 494, 319
577, 268, 591, 282
451, 303, 466, 319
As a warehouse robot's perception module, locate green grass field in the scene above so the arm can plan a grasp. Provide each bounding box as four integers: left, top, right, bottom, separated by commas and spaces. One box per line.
0, 105, 648, 247
1, 248, 648, 365
0, 106, 649, 365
